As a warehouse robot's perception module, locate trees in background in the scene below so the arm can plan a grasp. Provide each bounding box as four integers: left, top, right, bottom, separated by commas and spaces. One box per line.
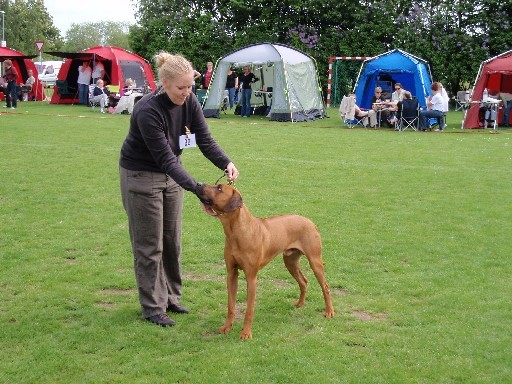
130, 0, 512, 96
63, 22, 131, 52
0, 0, 62, 56
1, 0, 510, 96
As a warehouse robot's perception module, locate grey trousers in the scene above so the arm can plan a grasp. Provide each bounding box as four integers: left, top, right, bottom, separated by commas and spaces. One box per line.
120, 166, 184, 319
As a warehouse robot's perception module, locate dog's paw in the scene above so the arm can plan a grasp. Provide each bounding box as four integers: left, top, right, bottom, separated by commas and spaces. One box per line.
239, 330, 252, 340
324, 307, 335, 318
219, 324, 232, 334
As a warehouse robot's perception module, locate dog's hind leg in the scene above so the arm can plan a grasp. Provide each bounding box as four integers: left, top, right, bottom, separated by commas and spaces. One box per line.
283, 249, 308, 308
306, 253, 335, 318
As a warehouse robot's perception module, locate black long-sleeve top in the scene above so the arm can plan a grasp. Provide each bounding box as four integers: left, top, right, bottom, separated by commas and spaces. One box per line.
119, 87, 232, 192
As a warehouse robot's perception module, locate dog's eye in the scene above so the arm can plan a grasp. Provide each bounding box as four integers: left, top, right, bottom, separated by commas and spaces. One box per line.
216, 184, 222, 191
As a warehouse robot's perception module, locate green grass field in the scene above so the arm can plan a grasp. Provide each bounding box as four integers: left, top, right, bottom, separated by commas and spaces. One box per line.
1, 102, 511, 383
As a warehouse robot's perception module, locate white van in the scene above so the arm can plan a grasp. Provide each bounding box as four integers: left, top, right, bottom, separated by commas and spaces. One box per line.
36, 60, 63, 86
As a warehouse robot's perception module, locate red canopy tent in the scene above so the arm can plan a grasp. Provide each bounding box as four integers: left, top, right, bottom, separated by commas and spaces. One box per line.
463, 50, 512, 128
48, 45, 156, 104
0, 46, 45, 101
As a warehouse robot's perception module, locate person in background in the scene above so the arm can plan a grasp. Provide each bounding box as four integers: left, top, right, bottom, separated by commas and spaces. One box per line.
395, 90, 419, 129
120, 78, 135, 97
371, 86, 390, 127
92, 61, 105, 84
500, 91, 512, 127
115, 78, 143, 114
119, 51, 239, 327
419, 82, 445, 131
200, 61, 214, 89
438, 82, 450, 113
391, 82, 405, 103
353, 93, 377, 128
77, 61, 92, 105
239, 66, 258, 117
190, 63, 201, 94
24, 69, 36, 101
225, 67, 238, 109
3, 59, 19, 109
91, 79, 109, 113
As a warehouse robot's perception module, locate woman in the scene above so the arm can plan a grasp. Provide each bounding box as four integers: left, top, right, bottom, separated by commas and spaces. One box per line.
119, 52, 239, 327
115, 78, 142, 114
225, 67, 238, 109
239, 66, 258, 117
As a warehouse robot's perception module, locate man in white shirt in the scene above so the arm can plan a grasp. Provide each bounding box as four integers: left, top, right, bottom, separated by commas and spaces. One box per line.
92, 61, 105, 84
419, 82, 446, 131
77, 61, 92, 105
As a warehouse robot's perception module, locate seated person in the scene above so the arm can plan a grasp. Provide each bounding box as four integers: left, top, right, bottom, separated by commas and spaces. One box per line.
0, 76, 7, 95
120, 77, 135, 96
352, 93, 377, 128
114, 78, 143, 114
91, 79, 109, 113
419, 82, 445, 131
371, 87, 392, 127
391, 82, 405, 104
396, 91, 419, 128
23, 70, 36, 101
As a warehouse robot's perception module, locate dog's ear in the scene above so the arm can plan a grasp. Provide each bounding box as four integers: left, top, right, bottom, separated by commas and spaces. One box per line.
224, 190, 243, 212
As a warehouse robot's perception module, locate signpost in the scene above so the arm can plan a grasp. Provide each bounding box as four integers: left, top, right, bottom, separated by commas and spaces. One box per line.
35, 41, 44, 101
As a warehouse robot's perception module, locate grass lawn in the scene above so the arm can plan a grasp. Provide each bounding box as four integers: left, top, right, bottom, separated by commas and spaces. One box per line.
1, 101, 511, 383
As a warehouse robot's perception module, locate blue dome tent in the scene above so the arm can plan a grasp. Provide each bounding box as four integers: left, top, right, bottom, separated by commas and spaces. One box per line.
353, 49, 433, 109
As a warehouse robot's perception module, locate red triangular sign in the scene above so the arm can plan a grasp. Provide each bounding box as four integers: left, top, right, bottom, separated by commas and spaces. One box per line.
35, 41, 44, 51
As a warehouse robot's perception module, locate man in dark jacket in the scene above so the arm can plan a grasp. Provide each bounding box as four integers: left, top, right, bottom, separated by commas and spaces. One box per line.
3, 59, 19, 109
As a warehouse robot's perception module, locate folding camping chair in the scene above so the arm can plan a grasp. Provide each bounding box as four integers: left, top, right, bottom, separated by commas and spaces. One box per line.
396, 97, 419, 131
454, 91, 467, 111
339, 95, 366, 128
220, 90, 229, 113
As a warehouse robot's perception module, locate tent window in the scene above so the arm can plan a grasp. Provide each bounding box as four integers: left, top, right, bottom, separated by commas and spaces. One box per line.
120, 61, 147, 88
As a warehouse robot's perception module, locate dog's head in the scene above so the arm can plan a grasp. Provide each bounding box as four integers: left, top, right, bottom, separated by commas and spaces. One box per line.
197, 183, 243, 217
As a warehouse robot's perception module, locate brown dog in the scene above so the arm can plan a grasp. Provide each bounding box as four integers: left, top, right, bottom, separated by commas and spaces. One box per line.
197, 183, 334, 339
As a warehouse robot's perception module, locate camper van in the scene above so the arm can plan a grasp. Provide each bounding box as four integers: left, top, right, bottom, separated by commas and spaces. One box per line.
35, 60, 63, 86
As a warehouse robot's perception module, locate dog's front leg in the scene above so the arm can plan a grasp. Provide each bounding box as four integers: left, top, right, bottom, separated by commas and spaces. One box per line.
240, 271, 257, 339
219, 266, 238, 335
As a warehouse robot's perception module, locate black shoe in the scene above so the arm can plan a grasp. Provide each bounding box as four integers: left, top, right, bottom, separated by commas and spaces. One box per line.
167, 303, 189, 314
146, 313, 175, 327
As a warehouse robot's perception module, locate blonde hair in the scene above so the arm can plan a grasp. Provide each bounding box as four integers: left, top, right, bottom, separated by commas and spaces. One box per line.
154, 52, 193, 82
375, 87, 382, 93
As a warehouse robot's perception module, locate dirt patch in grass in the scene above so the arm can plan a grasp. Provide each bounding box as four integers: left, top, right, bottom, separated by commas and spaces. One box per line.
100, 289, 136, 295
334, 288, 350, 295
183, 272, 223, 282
352, 310, 387, 321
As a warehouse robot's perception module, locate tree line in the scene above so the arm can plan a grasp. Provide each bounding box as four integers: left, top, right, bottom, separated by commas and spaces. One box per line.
2, 0, 510, 97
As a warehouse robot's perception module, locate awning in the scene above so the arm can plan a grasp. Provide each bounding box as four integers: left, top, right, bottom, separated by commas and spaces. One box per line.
0, 54, 37, 60
46, 51, 108, 61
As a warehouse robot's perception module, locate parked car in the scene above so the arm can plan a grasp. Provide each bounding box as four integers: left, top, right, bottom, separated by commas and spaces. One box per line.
35, 60, 63, 86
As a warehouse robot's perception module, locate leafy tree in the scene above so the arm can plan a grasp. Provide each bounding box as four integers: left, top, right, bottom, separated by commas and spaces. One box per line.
63, 22, 131, 52
0, 0, 63, 58
97, 0, 512, 98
